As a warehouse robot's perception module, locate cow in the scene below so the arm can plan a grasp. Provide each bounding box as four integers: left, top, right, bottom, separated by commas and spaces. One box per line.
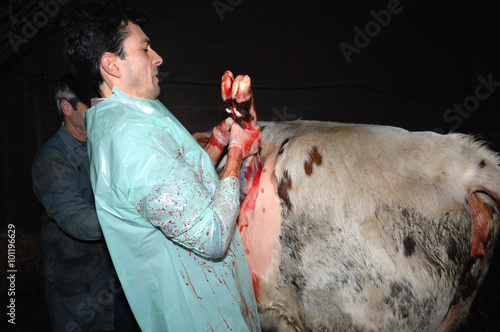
218, 71, 500, 331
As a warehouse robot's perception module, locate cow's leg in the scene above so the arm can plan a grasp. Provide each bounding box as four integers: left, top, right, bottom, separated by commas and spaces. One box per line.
221, 70, 234, 116
221, 70, 260, 199
221, 70, 258, 130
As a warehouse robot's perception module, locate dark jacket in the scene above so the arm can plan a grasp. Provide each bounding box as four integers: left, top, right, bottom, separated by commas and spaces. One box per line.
32, 123, 115, 332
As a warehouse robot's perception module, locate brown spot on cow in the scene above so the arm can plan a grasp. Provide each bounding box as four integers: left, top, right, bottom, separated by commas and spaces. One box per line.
401, 208, 410, 219
278, 169, 293, 211
304, 146, 323, 176
403, 235, 416, 257
260, 155, 267, 167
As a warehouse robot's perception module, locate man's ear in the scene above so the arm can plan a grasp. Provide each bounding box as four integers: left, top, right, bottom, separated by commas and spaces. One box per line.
60, 99, 73, 116
101, 53, 120, 78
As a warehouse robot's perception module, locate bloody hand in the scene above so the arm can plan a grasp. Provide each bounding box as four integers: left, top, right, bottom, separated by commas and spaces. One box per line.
229, 123, 261, 159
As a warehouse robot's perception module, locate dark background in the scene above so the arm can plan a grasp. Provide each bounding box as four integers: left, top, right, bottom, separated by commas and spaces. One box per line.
0, 0, 499, 331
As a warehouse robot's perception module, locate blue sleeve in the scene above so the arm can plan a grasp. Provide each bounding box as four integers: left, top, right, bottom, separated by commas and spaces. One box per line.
32, 150, 103, 241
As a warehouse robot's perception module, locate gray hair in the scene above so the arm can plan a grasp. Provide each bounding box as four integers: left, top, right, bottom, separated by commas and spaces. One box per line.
55, 74, 94, 120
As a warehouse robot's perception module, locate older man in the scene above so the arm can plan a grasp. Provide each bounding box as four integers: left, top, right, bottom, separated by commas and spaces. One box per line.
59, 1, 261, 331
32, 74, 139, 331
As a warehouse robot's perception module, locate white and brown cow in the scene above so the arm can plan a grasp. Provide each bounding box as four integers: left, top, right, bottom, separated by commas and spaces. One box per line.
237, 120, 500, 332
218, 71, 500, 331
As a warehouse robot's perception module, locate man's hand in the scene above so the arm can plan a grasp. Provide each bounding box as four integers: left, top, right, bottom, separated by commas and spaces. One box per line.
203, 117, 235, 163
212, 117, 234, 147
228, 122, 262, 159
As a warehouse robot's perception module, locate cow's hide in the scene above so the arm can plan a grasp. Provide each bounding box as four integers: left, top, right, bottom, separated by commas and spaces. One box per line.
226, 120, 500, 332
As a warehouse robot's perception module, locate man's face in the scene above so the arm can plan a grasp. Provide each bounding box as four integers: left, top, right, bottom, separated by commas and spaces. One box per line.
72, 101, 89, 131
63, 100, 89, 140
116, 22, 163, 100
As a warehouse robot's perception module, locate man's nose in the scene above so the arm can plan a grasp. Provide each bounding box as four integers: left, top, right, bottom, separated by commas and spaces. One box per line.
152, 49, 163, 66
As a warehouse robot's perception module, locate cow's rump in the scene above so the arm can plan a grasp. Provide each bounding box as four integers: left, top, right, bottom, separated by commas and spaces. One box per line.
237, 120, 500, 332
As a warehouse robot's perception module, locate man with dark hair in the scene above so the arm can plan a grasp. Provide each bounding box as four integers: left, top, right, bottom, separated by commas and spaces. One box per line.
60, 1, 261, 331
32, 73, 139, 332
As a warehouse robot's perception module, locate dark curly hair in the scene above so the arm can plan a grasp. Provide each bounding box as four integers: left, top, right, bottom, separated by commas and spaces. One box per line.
59, 0, 147, 94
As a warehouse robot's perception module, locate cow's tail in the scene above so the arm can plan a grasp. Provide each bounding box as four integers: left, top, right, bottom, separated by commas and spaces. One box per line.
440, 135, 500, 332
